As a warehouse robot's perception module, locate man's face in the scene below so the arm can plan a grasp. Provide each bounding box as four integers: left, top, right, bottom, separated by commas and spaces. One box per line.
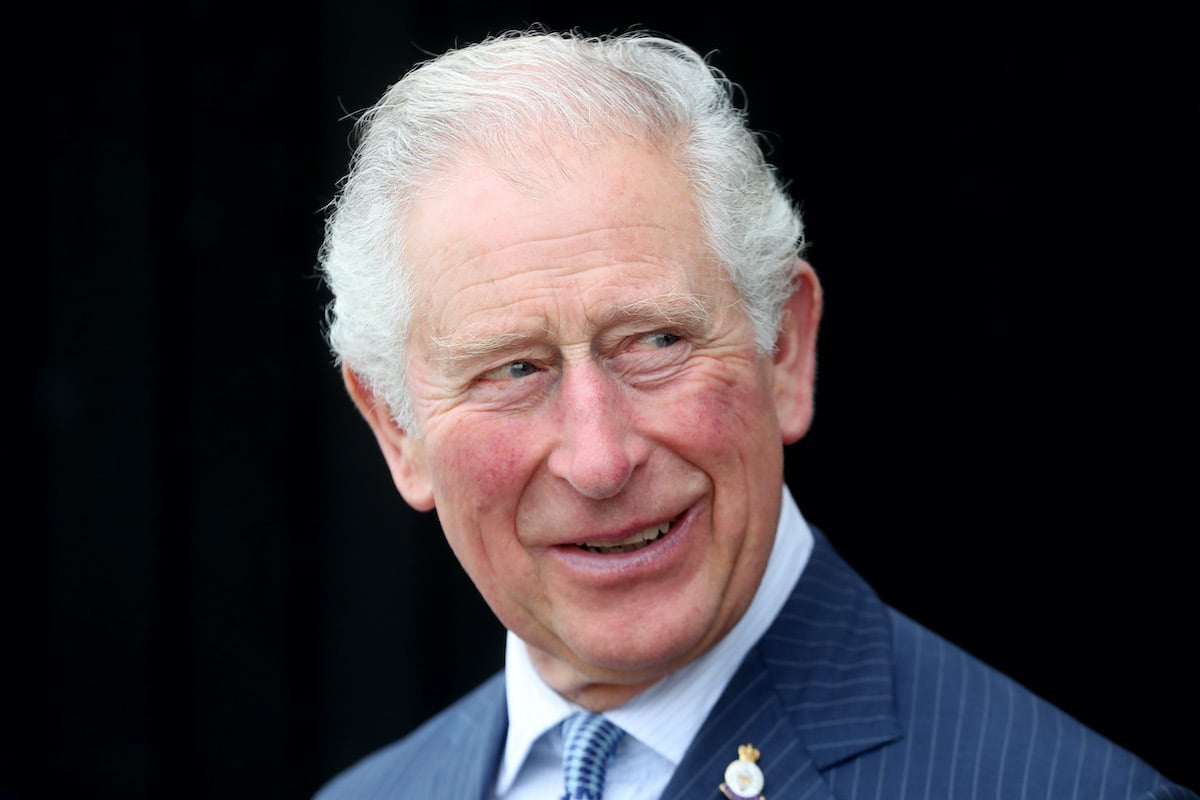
354, 139, 820, 706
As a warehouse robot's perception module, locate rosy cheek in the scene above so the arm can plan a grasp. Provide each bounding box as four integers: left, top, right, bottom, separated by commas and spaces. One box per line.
676, 383, 742, 435
435, 421, 532, 511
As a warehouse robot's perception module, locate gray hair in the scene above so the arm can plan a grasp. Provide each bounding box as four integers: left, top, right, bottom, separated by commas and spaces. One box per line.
318, 28, 805, 432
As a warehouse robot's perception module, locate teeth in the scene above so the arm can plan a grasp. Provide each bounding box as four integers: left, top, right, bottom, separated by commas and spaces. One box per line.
578, 521, 670, 554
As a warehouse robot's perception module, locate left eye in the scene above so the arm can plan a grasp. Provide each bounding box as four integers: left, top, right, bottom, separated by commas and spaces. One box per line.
642, 332, 681, 348
487, 360, 538, 380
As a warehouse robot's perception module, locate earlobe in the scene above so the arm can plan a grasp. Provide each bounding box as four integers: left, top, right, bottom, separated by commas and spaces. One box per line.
342, 365, 436, 511
771, 259, 824, 445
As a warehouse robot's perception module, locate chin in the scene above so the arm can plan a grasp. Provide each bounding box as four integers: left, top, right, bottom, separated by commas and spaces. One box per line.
565, 612, 722, 682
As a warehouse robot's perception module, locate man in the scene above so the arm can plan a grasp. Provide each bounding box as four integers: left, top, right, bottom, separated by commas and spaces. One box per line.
314, 28, 1195, 799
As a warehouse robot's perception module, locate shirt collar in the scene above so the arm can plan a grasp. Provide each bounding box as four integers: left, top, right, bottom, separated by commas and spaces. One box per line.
496, 486, 814, 794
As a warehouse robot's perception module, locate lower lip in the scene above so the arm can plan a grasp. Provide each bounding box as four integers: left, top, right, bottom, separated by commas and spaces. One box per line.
546, 504, 698, 582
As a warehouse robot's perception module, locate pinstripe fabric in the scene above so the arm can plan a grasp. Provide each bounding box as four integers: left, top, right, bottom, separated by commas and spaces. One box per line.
314, 673, 508, 799
657, 531, 1195, 800
315, 530, 1197, 799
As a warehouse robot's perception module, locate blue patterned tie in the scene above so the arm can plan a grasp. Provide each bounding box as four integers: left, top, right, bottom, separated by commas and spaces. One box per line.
560, 711, 625, 800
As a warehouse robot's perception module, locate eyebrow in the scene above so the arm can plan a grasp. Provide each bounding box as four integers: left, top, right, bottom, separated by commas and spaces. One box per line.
613, 291, 712, 330
428, 290, 715, 366
428, 330, 544, 364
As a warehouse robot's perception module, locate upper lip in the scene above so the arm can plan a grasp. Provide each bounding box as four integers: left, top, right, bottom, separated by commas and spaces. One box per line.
546, 509, 684, 549
576, 518, 672, 548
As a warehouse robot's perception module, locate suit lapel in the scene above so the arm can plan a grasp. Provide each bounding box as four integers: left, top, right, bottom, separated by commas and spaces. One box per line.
446, 674, 509, 799
759, 529, 902, 769
661, 529, 901, 799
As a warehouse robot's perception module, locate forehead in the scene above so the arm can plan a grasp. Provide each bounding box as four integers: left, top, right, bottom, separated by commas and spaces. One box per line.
401, 140, 726, 340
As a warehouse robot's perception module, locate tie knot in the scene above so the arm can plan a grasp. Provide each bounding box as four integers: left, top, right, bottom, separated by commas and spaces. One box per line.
561, 712, 625, 800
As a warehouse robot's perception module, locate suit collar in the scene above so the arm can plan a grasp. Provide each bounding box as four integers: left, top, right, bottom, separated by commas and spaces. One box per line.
660, 529, 900, 798
762, 527, 902, 768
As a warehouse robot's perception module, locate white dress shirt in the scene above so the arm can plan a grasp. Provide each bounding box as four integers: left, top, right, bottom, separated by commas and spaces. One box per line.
495, 487, 814, 799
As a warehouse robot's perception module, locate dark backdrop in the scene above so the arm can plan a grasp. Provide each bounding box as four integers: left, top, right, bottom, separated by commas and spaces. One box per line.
10, 3, 1196, 798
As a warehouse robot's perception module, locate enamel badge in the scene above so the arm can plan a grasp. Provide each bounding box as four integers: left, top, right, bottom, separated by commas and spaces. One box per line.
719, 744, 765, 799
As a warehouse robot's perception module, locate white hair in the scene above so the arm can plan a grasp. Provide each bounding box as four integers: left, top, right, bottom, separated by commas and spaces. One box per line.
318, 27, 805, 432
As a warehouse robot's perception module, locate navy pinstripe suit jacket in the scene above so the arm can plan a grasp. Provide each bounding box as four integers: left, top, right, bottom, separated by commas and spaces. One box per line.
316, 530, 1196, 799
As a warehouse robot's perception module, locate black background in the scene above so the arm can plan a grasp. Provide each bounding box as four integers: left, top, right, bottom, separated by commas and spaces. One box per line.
10, 3, 1196, 798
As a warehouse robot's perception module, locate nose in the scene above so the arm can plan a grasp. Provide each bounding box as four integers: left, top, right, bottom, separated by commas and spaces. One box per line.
547, 362, 649, 499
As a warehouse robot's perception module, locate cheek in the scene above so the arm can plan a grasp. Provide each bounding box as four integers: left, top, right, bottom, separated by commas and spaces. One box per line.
430, 417, 536, 511
665, 371, 776, 449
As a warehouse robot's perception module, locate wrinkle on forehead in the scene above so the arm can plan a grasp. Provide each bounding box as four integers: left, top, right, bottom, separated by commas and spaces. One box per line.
404, 137, 727, 352
406, 139, 700, 266
421, 221, 694, 286
416, 225, 725, 340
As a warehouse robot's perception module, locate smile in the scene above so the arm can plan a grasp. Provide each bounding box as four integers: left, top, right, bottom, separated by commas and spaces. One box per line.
575, 518, 673, 554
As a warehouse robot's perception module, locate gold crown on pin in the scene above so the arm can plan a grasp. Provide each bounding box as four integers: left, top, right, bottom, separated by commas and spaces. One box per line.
720, 743, 766, 799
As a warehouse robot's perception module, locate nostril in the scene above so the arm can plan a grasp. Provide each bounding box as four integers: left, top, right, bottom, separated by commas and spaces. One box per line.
551, 443, 635, 500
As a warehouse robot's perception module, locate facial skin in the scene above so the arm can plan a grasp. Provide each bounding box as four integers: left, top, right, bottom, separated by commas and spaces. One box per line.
346, 137, 822, 711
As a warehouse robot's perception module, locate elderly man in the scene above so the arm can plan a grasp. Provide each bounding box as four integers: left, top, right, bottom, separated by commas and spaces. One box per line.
314, 28, 1195, 800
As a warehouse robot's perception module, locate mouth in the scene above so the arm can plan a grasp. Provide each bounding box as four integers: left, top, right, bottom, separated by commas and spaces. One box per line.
575, 517, 675, 555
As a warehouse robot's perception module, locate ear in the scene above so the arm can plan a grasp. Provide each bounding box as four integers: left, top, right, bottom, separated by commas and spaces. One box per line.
342, 365, 436, 511
770, 259, 824, 445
